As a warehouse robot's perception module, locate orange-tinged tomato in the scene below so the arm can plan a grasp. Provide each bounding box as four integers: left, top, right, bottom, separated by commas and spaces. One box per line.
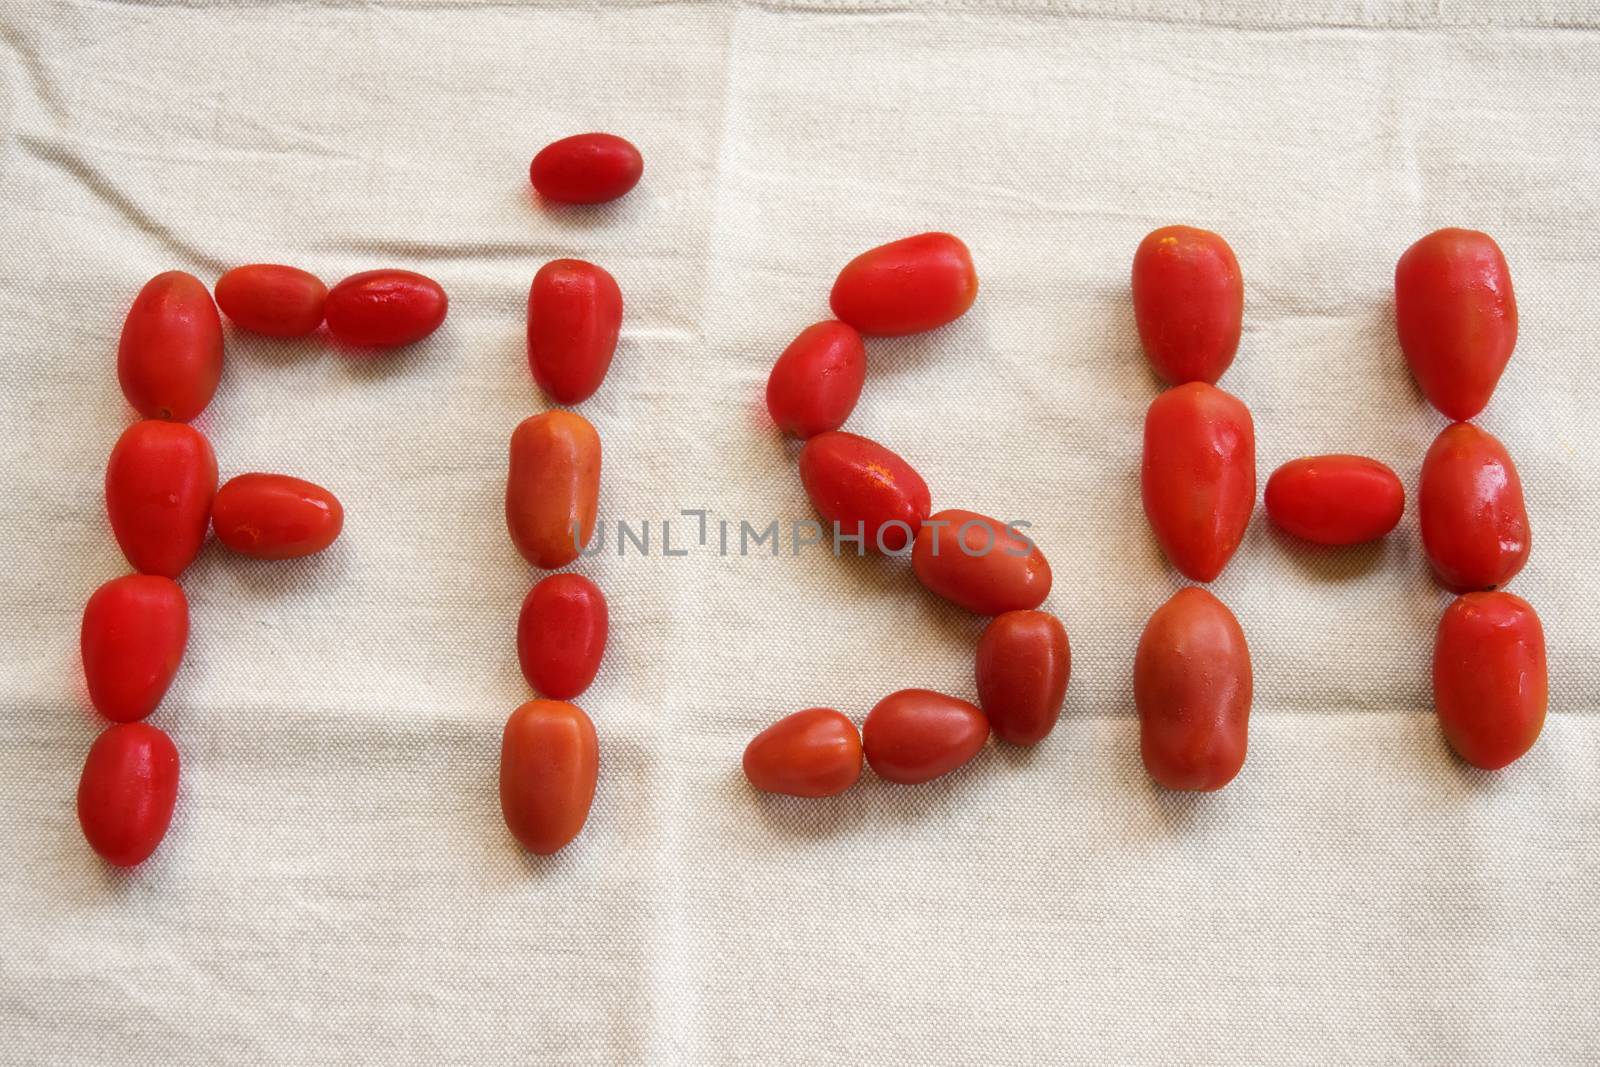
765, 321, 866, 438
77, 722, 180, 867
211, 473, 343, 559
527, 259, 623, 405
1141, 382, 1255, 582
1433, 592, 1546, 770
862, 689, 989, 784
517, 573, 608, 700
1264, 454, 1405, 545
975, 609, 1070, 746
117, 271, 223, 422
80, 575, 188, 723
798, 431, 930, 553
499, 699, 599, 855
1418, 422, 1530, 592
911, 509, 1052, 615
105, 420, 218, 579
829, 232, 978, 336
506, 411, 601, 569
1395, 228, 1517, 420
215, 264, 327, 338
742, 708, 863, 797
1131, 225, 1243, 385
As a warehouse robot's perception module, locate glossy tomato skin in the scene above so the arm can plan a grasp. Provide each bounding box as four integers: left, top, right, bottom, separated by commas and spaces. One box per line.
211, 473, 344, 560
863, 689, 989, 784
1134, 587, 1251, 791
324, 269, 447, 349
1419, 422, 1530, 592
499, 700, 599, 855
1264, 455, 1405, 545
527, 259, 623, 405
911, 509, 1052, 615
1395, 228, 1517, 421
117, 271, 223, 422
506, 411, 601, 569
77, 722, 180, 866
1131, 226, 1244, 385
765, 321, 867, 438
742, 708, 863, 797
529, 133, 643, 205
975, 610, 1071, 746
215, 264, 327, 338
1433, 592, 1546, 770
517, 574, 608, 700
798, 431, 931, 553
105, 420, 218, 578
1142, 382, 1256, 582
80, 575, 188, 724
829, 232, 978, 336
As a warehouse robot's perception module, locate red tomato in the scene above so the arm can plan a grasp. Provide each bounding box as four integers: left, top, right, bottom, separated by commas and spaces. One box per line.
499, 699, 599, 855
506, 411, 601, 569
798, 431, 931, 553
529, 133, 644, 205
105, 420, 217, 578
324, 269, 448, 349
1395, 228, 1517, 420
77, 722, 180, 866
214, 264, 328, 338
527, 259, 623, 405
742, 707, 863, 797
517, 573, 608, 700
1141, 382, 1255, 582
211, 473, 344, 560
116, 271, 223, 422
1133, 587, 1251, 791
1419, 422, 1530, 592
1131, 225, 1244, 385
911, 509, 1052, 615
862, 689, 989, 784
1433, 592, 1546, 769
1263, 455, 1405, 545
765, 321, 867, 438
975, 609, 1070, 746
829, 232, 978, 336
80, 575, 188, 723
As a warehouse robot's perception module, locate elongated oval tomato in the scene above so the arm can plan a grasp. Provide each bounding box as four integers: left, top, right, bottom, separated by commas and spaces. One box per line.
1134, 587, 1251, 791
911, 509, 1052, 615
1419, 422, 1530, 592
77, 722, 180, 866
829, 232, 978, 336
105, 420, 218, 578
798, 431, 930, 552
529, 133, 643, 204
1131, 225, 1243, 385
325, 269, 447, 349
517, 573, 608, 700
862, 689, 989, 784
1395, 228, 1517, 420
1433, 592, 1546, 769
499, 699, 599, 855
215, 264, 327, 338
1264, 454, 1405, 545
80, 575, 188, 723
211, 473, 344, 559
506, 410, 601, 569
975, 609, 1070, 746
117, 271, 223, 422
765, 321, 866, 438
527, 259, 623, 405
743, 707, 863, 797
1141, 382, 1255, 582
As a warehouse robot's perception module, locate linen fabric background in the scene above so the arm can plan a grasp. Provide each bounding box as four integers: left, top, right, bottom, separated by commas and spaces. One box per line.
2, 1, 1598, 1063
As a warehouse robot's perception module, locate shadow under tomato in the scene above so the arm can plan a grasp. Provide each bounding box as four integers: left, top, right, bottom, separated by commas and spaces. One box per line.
1263, 522, 1390, 584
189, 535, 351, 595
525, 185, 644, 231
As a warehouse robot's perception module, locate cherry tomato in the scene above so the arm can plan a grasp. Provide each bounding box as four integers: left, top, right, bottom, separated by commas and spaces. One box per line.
798, 431, 930, 553
742, 707, 863, 798
1131, 225, 1244, 385
529, 133, 643, 205
80, 575, 188, 724
1133, 587, 1251, 791
77, 722, 180, 866
1395, 228, 1517, 420
1141, 382, 1255, 582
499, 699, 598, 855
1264, 454, 1405, 545
829, 232, 978, 336
975, 609, 1070, 746
116, 271, 223, 422
105, 420, 217, 578
506, 410, 601, 569
1433, 592, 1546, 770
527, 259, 623, 405
214, 264, 328, 338
1419, 422, 1530, 592
911, 509, 1052, 615
324, 269, 447, 349
862, 689, 989, 784
517, 573, 608, 700
765, 321, 866, 438
211, 473, 344, 560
